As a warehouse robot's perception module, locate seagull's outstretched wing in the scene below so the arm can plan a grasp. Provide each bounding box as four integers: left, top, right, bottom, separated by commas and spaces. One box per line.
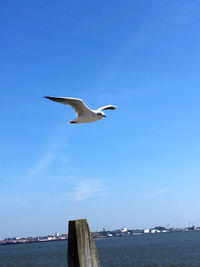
45, 96, 92, 116
98, 105, 117, 111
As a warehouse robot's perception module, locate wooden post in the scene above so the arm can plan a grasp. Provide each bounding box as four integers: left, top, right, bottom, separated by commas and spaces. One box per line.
68, 219, 100, 267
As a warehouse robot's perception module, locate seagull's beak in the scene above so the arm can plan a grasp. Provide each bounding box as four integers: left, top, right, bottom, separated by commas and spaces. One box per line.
103, 115, 106, 117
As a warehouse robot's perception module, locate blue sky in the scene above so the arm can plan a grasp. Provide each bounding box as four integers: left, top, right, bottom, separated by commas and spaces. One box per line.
1, 0, 200, 238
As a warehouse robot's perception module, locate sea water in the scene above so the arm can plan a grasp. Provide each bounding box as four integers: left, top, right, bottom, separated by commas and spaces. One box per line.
1, 231, 200, 266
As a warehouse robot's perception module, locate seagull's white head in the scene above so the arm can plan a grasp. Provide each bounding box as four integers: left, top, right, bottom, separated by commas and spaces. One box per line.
96, 111, 106, 117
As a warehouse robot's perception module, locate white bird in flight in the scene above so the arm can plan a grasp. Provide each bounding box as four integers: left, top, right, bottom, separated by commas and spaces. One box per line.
45, 96, 117, 124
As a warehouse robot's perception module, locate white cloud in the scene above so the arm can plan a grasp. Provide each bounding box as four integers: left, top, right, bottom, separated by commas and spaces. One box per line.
27, 129, 72, 179
29, 152, 55, 177
72, 180, 107, 202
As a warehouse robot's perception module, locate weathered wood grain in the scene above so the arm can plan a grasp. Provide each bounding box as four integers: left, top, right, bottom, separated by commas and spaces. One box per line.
68, 219, 100, 267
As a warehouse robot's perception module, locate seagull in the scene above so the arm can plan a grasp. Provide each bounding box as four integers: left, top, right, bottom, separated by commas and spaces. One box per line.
45, 96, 116, 123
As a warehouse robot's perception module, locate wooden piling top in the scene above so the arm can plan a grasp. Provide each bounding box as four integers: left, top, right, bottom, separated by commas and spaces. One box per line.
68, 219, 100, 267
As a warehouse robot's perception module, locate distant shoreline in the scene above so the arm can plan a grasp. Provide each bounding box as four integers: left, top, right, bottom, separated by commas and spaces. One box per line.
0, 238, 68, 246
1, 229, 200, 246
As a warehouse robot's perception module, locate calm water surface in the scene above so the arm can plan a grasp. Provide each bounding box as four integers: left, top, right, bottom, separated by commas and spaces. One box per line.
1, 231, 200, 266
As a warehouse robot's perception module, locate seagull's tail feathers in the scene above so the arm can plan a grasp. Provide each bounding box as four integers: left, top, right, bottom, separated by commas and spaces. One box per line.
69, 117, 79, 123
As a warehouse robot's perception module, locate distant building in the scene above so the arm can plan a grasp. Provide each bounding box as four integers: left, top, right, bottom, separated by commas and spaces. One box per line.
143, 229, 150, 234
186, 225, 196, 231
133, 229, 143, 235
154, 226, 167, 232
47, 236, 54, 240
60, 234, 68, 240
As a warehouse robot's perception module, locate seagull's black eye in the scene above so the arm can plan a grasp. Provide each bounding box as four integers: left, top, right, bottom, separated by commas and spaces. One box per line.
97, 112, 101, 116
